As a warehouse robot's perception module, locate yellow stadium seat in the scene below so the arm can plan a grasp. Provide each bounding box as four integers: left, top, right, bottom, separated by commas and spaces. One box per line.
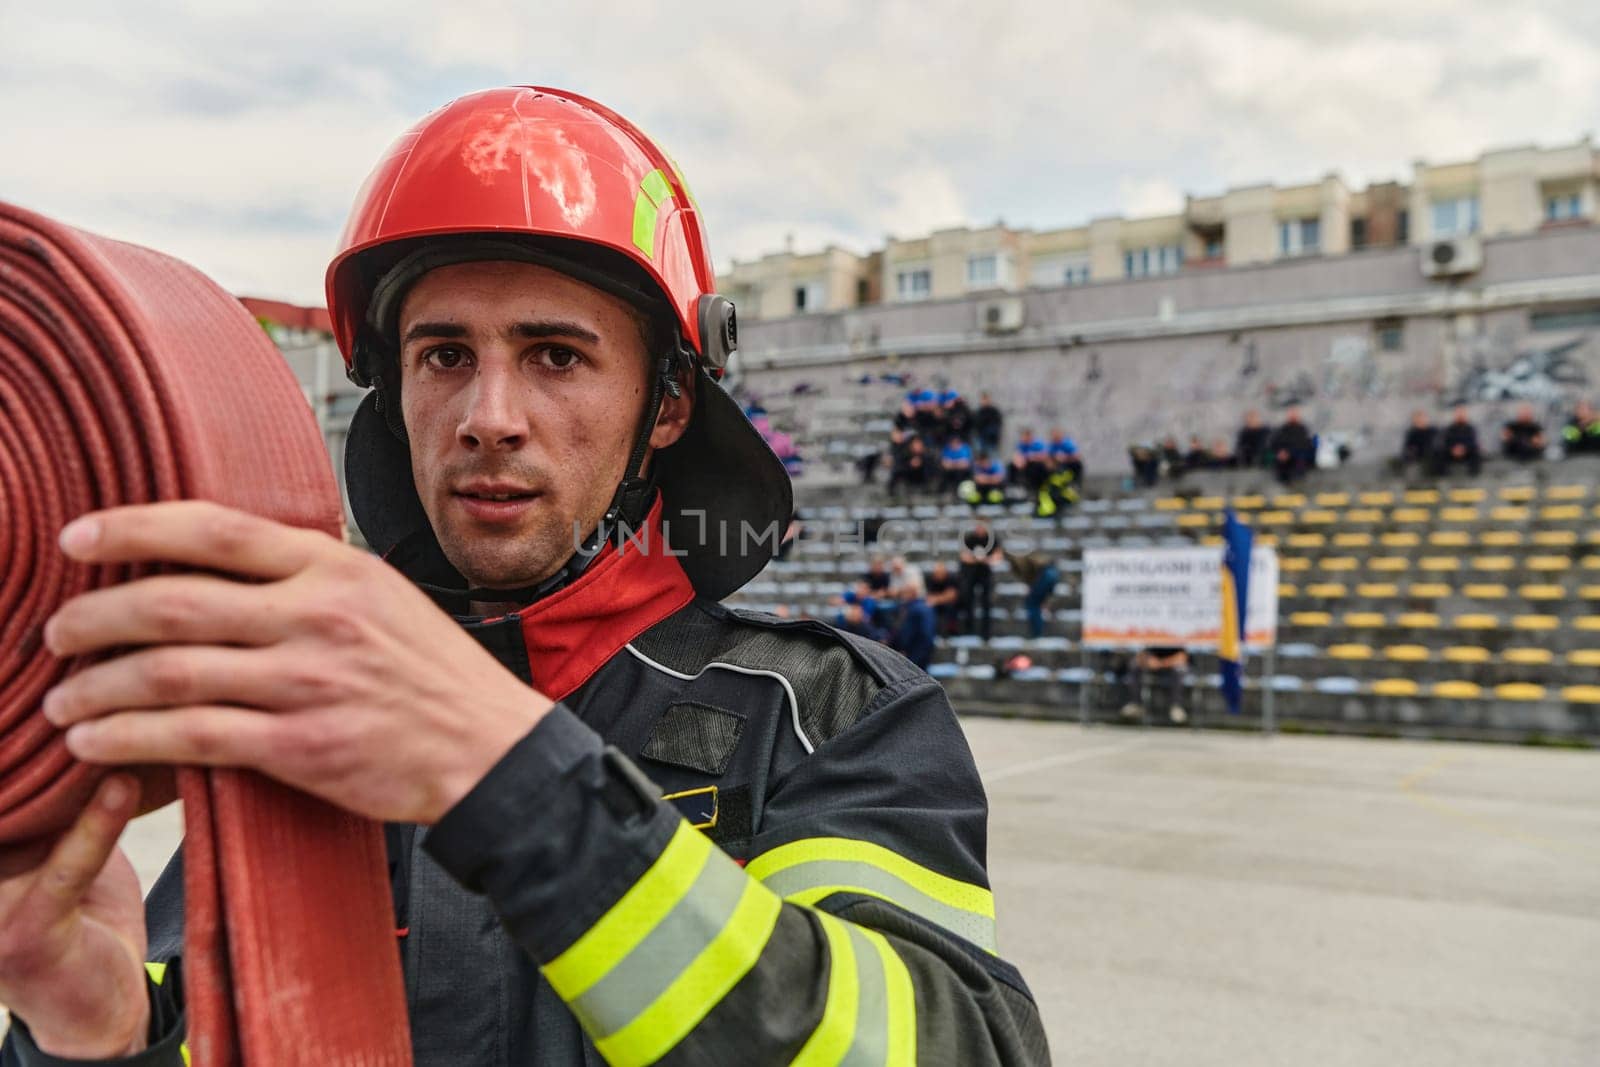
1154, 497, 1187, 510
1272, 493, 1306, 508
1561, 686, 1600, 704
1328, 643, 1373, 660
1428, 531, 1471, 547
1443, 646, 1491, 663
1200, 534, 1224, 546
1582, 555, 1600, 570
1407, 583, 1452, 598
1397, 612, 1441, 628
1511, 615, 1559, 631
1278, 583, 1300, 598
1306, 582, 1347, 598
1439, 507, 1479, 522
1344, 508, 1385, 523
1233, 495, 1265, 509
1495, 683, 1547, 701
1358, 491, 1394, 506
1380, 532, 1421, 547
1462, 583, 1508, 599
1287, 533, 1326, 548
1432, 680, 1482, 699
1372, 678, 1420, 696
1579, 586, 1600, 600
1192, 496, 1225, 510
1490, 506, 1531, 522
1257, 534, 1280, 547
1576, 617, 1600, 631
1480, 530, 1523, 546
1177, 513, 1211, 527
1370, 557, 1410, 572
1566, 650, 1600, 667
1334, 533, 1373, 547
1528, 556, 1571, 571
1257, 510, 1295, 526
1343, 612, 1387, 627
1384, 645, 1430, 661
1472, 556, 1514, 571
1392, 507, 1431, 523
1533, 531, 1579, 547
1314, 492, 1351, 507
1419, 557, 1460, 572
1357, 583, 1400, 598
1541, 505, 1584, 521
1402, 490, 1440, 505
1281, 557, 1312, 572
1498, 486, 1537, 502
1289, 611, 1331, 626
1503, 647, 1554, 665
1545, 484, 1588, 501
1454, 614, 1500, 629
1447, 488, 1488, 503
1300, 509, 1337, 525
1321, 557, 1359, 572
1518, 584, 1566, 601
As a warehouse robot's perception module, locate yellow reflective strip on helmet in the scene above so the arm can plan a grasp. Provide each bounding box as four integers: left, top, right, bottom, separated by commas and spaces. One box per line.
668, 156, 701, 213
542, 820, 713, 1000
861, 928, 917, 1067
632, 168, 675, 259
594, 875, 783, 1066
789, 912, 860, 1067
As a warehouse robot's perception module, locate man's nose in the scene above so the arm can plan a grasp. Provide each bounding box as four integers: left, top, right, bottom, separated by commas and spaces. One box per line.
457, 369, 528, 451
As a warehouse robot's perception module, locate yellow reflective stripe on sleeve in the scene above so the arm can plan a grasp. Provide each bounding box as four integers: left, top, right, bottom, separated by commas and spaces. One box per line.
143, 962, 191, 1065
747, 837, 998, 953
789, 912, 860, 1067
542, 820, 713, 1000
594, 874, 783, 1066
632, 168, 675, 259
861, 929, 917, 1067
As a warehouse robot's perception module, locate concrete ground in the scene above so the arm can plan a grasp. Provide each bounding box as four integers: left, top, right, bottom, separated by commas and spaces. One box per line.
7, 722, 1599, 1065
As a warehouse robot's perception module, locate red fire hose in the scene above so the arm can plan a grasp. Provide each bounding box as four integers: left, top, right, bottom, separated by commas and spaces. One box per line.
0, 202, 412, 1064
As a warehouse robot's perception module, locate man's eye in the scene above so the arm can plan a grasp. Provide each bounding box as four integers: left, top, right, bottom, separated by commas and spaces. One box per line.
424, 346, 468, 369
541, 346, 582, 370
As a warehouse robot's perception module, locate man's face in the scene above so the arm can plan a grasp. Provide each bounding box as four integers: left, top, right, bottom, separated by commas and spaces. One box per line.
1412, 411, 1428, 428
398, 260, 690, 590
1454, 407, 1469, 424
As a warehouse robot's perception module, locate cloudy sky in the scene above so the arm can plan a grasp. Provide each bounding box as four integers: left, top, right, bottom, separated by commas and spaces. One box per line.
3, 0, 1597, 305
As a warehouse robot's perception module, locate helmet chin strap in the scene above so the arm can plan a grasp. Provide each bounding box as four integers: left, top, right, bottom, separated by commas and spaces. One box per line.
414, 341, 686, 609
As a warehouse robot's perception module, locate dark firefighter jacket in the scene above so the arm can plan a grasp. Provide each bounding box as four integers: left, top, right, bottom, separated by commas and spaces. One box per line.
5, 507, 1050, 1067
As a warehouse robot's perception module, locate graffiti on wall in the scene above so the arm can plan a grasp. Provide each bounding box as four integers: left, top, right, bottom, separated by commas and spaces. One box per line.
1445, 334, 1593, 407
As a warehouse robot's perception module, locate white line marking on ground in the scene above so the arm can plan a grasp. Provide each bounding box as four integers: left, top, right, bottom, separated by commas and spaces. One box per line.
982, 739, 1150, 784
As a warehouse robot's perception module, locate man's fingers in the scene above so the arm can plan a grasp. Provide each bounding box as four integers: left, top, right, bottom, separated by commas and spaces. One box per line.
64, 706, 286, 771
43, 645, 290, 727
31, 775, 139, 908
44, 573, 289, 656
57, 501, 327, 580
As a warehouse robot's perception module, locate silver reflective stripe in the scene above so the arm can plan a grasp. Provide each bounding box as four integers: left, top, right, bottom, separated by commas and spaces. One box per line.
839, 923, 888, 1067
569, 843, 749, 1038
761, 860, 998, 953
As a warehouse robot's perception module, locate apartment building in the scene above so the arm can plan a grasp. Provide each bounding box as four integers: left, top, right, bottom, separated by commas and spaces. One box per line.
718, 137, 1599, 320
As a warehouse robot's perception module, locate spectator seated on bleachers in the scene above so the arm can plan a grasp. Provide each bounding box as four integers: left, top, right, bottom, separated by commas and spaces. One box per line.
961, 453, 1007, 507
939, 434, 975, 493
1009, 429, 1049, 492
1035, 462, 1080, 519
836, 602, 888, 644
888, 435, 929, 498
974, 391, 1003, 455
1435, 406, 1482, 476
1159, 435, 1185, 478
911, 388, 943, 441
1562, 400, 1600, 456
1004, 549, 1061, 639
1047, 430, 1084, 484
1235, 409, 1271, 468
863, 556, 892, 594
893, 399, 916, 434
888, 571, 936, 671
831, 579, 892, 632
1395, 409, 1438, 474
1269, 407, 1315, 485
1183, 434, 1208, 473
888, 555, 924, 601
1205, 437, 1236, 469
1501, 403, 1547, 462
1128, 441, 1160, 488
1119, 647, 1190, 724
925, 561, 962, 636
941, 389, 973, 442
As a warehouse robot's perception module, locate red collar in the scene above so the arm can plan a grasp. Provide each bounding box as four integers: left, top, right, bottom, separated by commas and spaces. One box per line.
511, 496, 695, 700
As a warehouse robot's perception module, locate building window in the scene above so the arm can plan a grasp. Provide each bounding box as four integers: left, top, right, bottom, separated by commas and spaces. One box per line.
1396, 209, 1410, 243
1375, 319, 1404, 352
1430, 195, 1480, 237
1350, 217, 1368, 249
966, 254, 998, 288
856, 278, 871, 306
1278, 217, 1321, 257
793, 280, 825, 314
1123, 244, 1183, 279
895, 267, 932, 301
1546, 193, 1583, 222
1030, 255, 1090, 287
1064, 263, 1090, 285
1203, 237, 1224, 260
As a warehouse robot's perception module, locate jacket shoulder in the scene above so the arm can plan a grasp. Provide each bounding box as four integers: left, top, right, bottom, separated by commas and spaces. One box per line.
630, 598, 928, 749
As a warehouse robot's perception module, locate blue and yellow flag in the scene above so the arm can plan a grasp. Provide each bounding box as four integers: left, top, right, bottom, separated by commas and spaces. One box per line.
1218, 509, 1253, 715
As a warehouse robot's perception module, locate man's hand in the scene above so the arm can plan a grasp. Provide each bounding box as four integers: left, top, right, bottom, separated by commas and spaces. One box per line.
0, 775, 150, 1059
40, 502, 553, 826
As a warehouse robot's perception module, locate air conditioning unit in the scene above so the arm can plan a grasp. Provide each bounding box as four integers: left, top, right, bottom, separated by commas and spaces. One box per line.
1422, 236, 1483, 278
978, 296, 1025, 334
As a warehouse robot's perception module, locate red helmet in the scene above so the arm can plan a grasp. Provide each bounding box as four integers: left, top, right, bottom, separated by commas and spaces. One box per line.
327, 87, 789, 602
326, 86, 736, 383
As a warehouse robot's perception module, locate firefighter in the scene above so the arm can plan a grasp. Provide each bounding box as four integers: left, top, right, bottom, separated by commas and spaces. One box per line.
1, 87, 1049, 1065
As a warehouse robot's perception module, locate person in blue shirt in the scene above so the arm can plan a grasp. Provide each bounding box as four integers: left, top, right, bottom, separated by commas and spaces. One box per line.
889, 572, 937, 670
940, 434, 975, 493
971, 454, 1006, 506
1009, 429, 1049, 493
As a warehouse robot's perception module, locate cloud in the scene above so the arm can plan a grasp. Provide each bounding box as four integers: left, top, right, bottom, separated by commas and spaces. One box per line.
1, 1, 1595, 304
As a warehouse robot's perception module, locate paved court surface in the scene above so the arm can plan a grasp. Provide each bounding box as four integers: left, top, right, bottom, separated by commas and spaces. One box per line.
7, 721, 1599, 1065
